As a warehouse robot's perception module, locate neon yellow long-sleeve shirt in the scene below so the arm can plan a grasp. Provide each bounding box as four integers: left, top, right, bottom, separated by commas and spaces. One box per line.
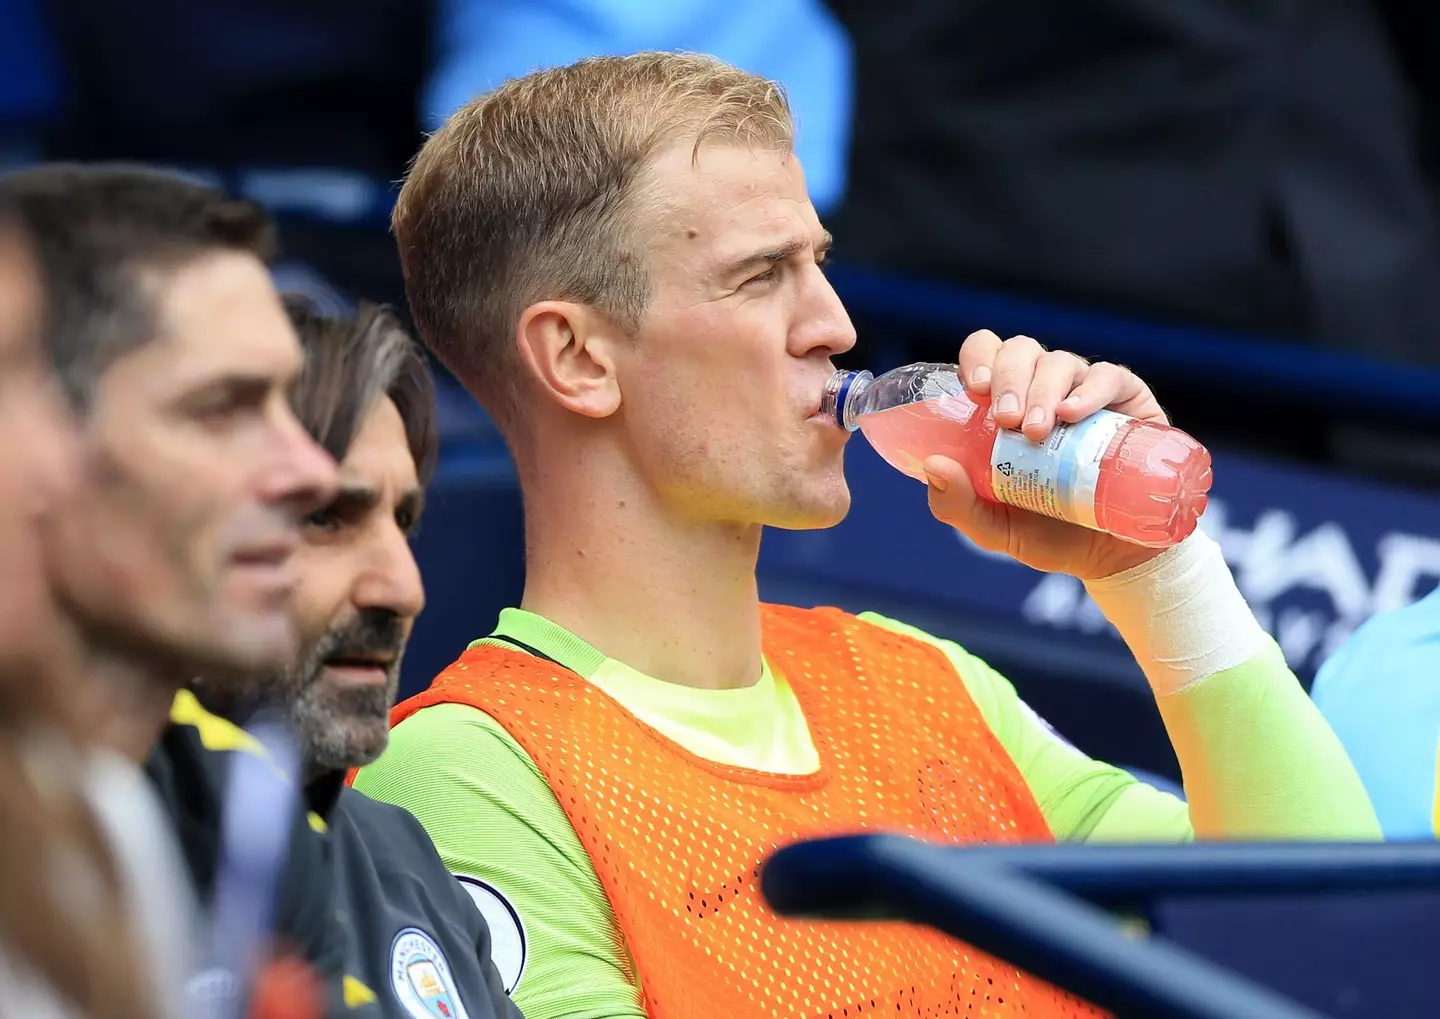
355, 607, 1377, 1019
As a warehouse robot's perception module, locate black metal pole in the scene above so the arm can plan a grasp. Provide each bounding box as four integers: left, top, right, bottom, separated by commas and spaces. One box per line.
764, 835, 1329, 1019
928, 840, 1440, 911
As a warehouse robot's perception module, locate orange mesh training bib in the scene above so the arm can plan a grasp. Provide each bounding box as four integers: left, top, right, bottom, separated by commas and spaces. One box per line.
393, 604, 1104, 1018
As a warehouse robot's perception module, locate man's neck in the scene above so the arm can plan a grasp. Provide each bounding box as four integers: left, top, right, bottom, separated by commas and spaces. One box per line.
303, 767, 346, 820
519, 463, 765, 691
82, 641, 187, 763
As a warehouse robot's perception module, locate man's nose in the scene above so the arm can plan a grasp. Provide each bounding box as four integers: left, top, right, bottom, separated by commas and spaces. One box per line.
353, 532, 426, 624
260, 405, 339, 519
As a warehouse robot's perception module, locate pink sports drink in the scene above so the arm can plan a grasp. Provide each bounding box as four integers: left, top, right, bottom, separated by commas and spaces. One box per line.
820, 362, 1212, 548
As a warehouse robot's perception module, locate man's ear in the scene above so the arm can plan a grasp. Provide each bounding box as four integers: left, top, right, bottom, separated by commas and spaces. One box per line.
514, 301, 623, 419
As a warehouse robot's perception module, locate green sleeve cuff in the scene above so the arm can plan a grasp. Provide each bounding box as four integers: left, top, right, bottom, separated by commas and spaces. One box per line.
856, 612, 1381, 843
1157, 640, 1381, 840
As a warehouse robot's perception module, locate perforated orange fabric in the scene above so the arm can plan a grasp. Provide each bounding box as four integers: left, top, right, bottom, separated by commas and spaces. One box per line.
392, 604, 1106, 1018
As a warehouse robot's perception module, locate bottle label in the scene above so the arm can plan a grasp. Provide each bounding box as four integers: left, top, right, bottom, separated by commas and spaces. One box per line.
989, 410, 1129, 528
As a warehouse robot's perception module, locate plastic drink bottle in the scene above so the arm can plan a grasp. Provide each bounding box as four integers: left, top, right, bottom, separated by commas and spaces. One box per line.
820, 362, 1212, 548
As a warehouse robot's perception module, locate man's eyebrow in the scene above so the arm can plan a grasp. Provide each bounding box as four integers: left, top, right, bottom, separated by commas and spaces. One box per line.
718, 231, 834, 278
188, 373, 273, 402
326, 481, 381, 516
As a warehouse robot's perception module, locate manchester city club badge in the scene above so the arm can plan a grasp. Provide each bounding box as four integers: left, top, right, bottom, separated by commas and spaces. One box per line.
390, 927, 472, 1019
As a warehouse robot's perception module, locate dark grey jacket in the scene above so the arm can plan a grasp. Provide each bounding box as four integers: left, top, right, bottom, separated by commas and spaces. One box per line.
310, 777, 522, 1019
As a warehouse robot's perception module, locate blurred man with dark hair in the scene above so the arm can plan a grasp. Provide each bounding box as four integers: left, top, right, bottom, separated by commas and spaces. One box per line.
0, 188, 78, 689
194, 298, 521, 1019
0, 163, 373, 1017
7, 164, 334, 682
0, 173, 181, 1019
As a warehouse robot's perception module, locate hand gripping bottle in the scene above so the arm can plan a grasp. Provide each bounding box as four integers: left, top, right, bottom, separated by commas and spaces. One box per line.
821, 362, 1212, 548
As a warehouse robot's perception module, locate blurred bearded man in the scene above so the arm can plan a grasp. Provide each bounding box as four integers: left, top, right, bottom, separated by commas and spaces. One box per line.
194, 297, 522, 1019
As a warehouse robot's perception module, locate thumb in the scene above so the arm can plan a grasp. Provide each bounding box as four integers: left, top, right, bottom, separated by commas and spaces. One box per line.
923, 455, 1009, 552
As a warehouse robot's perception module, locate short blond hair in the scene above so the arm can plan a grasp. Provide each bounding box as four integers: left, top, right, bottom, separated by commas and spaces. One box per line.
394, 51, 794, 432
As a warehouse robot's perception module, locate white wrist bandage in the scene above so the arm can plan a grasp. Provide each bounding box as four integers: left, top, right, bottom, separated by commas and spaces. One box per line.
1084, 529, 1269, 697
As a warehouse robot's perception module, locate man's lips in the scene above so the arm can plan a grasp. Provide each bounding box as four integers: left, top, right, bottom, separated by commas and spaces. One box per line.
321, 653, 397, 686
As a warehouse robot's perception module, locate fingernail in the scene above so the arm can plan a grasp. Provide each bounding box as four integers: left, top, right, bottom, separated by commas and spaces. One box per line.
970, 366, 991, 387
924, 469, 949, 493
1024, 406, 1045, 429
995, 393, 1019, 416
